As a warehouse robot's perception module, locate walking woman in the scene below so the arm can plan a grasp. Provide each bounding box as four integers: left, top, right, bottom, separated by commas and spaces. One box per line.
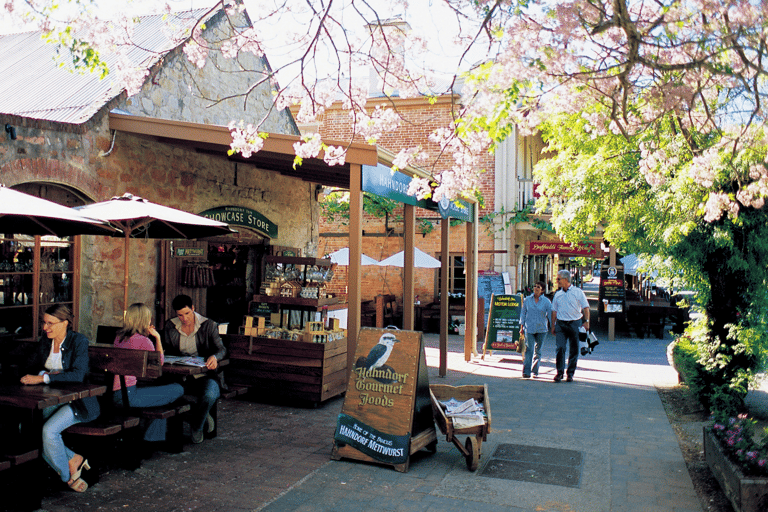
20, 304, 99, 493
113, 303, 184, 443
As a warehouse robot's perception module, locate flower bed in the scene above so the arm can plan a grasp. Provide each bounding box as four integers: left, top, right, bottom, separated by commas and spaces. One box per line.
705, 414, 768, 512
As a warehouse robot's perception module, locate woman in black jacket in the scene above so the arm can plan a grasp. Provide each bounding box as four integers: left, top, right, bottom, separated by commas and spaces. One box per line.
20, 304, 100, 492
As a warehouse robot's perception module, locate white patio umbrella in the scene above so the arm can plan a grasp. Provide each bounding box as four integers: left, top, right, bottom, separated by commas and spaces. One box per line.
0, 185, 119, 237
377, 248, 441, 268
76, 193, 235, 311
327, 247, 379, 266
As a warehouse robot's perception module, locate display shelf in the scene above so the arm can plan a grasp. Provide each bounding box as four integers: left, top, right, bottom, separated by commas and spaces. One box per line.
224, 334, 347, 404
252, 295, 343, 308
226, 253, 347, 404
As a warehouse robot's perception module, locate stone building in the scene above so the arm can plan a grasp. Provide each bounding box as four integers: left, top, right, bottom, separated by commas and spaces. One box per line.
0, 6, 358, 340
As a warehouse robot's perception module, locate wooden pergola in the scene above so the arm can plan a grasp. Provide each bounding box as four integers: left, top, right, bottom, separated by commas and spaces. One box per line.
109, 112, 479, 375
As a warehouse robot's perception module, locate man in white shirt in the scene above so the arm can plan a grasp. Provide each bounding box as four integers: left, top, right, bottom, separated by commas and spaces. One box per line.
550, 269, 590, 382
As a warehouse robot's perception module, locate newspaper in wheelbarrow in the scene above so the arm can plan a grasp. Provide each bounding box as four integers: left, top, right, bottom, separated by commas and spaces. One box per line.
440, 397, 486, 429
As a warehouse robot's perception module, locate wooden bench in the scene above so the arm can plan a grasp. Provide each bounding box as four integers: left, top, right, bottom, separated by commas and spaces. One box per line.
361, 294, 400, 328
0, 448, 42, 510
65, 345, 191, 465
221, 385, 249, 400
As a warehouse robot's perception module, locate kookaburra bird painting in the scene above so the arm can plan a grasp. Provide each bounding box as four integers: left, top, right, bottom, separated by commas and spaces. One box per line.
361, 332, 400, 370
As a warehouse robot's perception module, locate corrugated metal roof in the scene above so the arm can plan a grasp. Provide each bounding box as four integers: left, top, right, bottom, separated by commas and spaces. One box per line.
0, 9, 210, 125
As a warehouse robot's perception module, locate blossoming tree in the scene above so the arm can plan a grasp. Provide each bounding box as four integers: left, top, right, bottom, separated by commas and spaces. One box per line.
6, 0, 768, 410
451, 0, 768, 412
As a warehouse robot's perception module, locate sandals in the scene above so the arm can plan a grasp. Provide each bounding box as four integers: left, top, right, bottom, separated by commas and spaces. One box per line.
70, 458, 90, 482
68, 477, 88, 493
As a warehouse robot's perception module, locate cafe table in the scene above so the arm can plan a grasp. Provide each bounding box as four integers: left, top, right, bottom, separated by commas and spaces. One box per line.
158, 358, 229, 439
161, 357, 229, 376
0, 382, 107, 459
625, 299, 678, 339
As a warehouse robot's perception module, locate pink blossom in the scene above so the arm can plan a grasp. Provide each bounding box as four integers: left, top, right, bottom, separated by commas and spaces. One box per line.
323, 146, 346, 166
228, 121, 264, 159
293, 133, 323, 160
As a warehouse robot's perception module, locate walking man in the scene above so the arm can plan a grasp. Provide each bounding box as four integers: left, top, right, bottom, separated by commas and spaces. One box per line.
551, 269, 590, 382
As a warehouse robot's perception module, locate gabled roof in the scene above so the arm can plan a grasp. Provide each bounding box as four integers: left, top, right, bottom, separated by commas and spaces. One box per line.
0, 9, 209, 124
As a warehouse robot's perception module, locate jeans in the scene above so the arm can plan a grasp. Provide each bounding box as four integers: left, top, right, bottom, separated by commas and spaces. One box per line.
523, 332, 546, 376
114, 383, 184, 442
555, 319, 582, 377
41, 404, 81, 483
183, 377, 220, 433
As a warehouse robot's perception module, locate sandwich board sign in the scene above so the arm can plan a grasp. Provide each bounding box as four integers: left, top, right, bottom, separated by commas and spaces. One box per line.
332, 327, 436, 472
482, 294, 523, 358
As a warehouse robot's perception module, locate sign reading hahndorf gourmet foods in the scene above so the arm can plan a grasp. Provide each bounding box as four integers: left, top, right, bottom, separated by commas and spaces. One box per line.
332, 328, 436, 472
199, 206, 278, 239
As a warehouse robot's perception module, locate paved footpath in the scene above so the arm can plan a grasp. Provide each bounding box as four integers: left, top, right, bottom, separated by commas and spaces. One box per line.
38, 305, 701, 511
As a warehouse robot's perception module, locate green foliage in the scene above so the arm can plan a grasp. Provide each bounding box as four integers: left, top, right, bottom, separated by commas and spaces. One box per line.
43, 27, 109, 78
320, 191, 400, 224
417, 219, 434, 236
528, 108, 768, 409
481, 204, 532, 233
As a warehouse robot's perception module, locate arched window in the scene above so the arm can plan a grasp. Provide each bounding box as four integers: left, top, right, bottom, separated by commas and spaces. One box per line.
0, 183, 86, 339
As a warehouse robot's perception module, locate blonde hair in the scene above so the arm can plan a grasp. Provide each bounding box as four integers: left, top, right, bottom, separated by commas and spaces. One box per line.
118, 303, 153, 341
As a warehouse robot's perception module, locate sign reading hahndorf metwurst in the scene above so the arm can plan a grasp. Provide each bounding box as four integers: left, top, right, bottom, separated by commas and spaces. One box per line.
332, 327, 436, 472
199, 206, 278, 239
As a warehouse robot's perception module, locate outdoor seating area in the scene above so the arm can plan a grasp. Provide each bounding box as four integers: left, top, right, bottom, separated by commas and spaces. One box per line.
0, 337, 234, 510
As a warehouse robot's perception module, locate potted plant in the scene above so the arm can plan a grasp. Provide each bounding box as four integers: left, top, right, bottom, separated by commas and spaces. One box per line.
704, 413, 768, 512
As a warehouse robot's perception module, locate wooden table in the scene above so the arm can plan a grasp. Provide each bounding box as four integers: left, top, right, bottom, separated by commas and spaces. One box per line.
159, 359, 229, 440
0, 382, 106, 410
0, 382, 107, 457
625, 300, 678, 339
161, 358, 229, 376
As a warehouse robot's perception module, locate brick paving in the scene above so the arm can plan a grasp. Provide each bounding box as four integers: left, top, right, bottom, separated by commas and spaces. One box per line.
31, 287, 704, 512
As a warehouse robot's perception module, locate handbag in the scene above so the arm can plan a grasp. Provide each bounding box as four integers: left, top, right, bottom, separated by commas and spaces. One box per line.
579, 328, 599, 356
516, 332, 525, 354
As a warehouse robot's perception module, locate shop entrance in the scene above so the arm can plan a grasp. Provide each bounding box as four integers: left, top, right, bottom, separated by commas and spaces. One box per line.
159, 238, 268, 332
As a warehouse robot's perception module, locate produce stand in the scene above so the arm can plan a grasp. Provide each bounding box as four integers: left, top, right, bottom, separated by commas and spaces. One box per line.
429, 384, 491, 471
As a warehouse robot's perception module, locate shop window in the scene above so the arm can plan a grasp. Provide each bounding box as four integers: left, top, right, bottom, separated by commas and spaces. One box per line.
0, 235, 77, 340
0, 184, 85, 340
436, 254, 465, 297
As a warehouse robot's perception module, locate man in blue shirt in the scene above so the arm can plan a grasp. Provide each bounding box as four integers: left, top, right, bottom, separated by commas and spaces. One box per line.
551, 270, 590, 382
519, 281, 551, 378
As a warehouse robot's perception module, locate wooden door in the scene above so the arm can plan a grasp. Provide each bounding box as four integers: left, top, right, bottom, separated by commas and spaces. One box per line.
159, 240, 208, 327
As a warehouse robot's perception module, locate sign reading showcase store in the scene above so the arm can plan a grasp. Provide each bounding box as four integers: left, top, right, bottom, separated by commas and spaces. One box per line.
199, 206, 278, 239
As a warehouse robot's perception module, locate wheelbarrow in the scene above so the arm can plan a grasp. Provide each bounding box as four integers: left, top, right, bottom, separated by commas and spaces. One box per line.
429, 384, 492, 471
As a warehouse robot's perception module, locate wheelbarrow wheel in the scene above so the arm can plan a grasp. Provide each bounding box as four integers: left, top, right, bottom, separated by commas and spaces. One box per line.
465, 436, 479, 471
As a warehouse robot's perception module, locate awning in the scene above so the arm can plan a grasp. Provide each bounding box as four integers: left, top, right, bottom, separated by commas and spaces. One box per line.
108, 111, 378, 189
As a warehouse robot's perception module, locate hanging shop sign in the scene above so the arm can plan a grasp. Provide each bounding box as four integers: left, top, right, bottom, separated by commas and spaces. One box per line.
482, 294, 523, 356
362, 163, 473, 222
199, 206, 277, 239
332, 327, 436, 472
528, 241, 600, 257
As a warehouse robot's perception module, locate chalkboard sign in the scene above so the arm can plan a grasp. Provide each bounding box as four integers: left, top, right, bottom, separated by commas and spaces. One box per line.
482, 294, 523, 356
478, 274, 505, 311
249, 301, 278, 317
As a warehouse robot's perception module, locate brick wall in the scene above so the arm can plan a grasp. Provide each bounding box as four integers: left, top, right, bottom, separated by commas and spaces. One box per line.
314, 95, 497, 307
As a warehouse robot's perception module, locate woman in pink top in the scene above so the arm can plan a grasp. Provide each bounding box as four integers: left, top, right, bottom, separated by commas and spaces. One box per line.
114, 303, 184, 442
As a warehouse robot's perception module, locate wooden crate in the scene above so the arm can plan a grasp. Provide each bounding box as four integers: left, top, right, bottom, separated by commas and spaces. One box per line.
224, 334, 347, 404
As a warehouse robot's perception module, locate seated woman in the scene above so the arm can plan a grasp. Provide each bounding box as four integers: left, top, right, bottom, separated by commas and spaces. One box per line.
113, 303, 184, 444
20, 304, 99, 493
